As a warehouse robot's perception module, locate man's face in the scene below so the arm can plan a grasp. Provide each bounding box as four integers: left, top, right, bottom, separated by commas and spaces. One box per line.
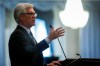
19, 7, 37, 28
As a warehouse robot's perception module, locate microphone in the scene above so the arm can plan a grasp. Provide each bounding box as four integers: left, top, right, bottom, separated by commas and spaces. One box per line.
76, 53, 81, 59
50, 25, 53, 28
49, 25, 67, 59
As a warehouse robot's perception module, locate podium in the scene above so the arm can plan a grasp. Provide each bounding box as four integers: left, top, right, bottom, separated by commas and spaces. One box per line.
60, 58, 100, 66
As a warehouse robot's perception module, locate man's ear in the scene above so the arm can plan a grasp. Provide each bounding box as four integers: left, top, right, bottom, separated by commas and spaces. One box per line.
18, 15, 23, 21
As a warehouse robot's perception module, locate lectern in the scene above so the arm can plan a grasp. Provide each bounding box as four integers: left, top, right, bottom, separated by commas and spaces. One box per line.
60, 58, 100, 66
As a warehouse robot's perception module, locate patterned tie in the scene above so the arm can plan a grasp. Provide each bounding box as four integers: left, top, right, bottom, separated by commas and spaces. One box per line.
29, 31, 37, 44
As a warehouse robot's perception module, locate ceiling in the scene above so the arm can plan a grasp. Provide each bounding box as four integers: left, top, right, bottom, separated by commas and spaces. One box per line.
82, 0, 100, 11
1, 0, 100, 11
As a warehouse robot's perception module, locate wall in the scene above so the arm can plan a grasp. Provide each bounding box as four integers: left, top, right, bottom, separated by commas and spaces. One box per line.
0, 4, 5, 66
52, 6, 80, 60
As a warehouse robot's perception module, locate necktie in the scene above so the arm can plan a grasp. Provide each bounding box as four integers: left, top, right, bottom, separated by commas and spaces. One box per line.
29, 31, 37, 44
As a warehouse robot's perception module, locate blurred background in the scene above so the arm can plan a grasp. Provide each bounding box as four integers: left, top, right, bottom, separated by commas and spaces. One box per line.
0, 0, 100, 66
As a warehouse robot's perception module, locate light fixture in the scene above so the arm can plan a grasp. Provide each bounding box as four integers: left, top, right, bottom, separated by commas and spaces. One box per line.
59, 0, 89, 29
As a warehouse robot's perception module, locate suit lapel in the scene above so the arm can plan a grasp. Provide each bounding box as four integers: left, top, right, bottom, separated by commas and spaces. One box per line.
16, 25, 37, 45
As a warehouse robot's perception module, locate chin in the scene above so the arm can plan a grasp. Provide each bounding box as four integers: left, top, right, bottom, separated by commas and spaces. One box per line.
32, 24, 35, 26
33, 23, 35, 26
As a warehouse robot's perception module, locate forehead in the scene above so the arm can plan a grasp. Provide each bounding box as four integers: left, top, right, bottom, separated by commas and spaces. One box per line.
26, 7, 35, 13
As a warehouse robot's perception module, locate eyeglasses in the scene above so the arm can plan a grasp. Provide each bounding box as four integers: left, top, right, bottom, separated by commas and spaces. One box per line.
21, 13, 37, 17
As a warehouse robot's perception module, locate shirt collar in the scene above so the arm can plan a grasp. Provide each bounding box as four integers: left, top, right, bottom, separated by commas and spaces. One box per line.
19, 24, 31, 34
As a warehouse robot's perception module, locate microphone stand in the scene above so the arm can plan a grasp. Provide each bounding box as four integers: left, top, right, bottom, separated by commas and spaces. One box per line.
49, 25, 67, 59
65, 53, 81, 66
57, 38, 67, 59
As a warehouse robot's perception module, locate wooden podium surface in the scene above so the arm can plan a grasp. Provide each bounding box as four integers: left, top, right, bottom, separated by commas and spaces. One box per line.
60, 58, 100, 66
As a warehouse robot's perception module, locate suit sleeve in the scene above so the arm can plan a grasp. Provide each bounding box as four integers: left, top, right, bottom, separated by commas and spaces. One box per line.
9, 30, 49, 56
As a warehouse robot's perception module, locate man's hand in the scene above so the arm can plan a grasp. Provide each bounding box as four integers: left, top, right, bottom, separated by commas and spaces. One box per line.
48, 27, 65, 41
47, 60, 61, 66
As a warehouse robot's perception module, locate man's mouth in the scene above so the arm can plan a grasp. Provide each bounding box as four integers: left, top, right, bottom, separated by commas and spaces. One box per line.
33, 20, 35, 22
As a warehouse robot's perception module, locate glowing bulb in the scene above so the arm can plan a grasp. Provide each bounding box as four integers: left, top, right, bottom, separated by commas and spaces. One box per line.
59, 0, 89, 29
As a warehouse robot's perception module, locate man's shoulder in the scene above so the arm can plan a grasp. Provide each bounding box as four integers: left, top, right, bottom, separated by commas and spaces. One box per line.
9, 27, 25, 40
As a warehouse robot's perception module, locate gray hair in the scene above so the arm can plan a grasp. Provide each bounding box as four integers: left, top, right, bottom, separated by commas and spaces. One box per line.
14, 3, 33, 23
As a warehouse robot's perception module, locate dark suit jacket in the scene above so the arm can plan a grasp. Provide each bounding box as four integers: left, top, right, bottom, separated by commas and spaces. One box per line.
9, 25, 49, 66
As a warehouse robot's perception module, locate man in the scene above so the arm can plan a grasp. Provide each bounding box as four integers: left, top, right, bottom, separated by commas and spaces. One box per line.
9, 3, 65, 66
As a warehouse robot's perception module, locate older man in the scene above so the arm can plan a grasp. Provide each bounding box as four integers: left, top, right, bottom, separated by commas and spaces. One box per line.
9, 3, 65, 66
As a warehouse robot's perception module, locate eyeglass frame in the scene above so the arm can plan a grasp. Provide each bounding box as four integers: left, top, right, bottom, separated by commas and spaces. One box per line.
21, 12, 37, 17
